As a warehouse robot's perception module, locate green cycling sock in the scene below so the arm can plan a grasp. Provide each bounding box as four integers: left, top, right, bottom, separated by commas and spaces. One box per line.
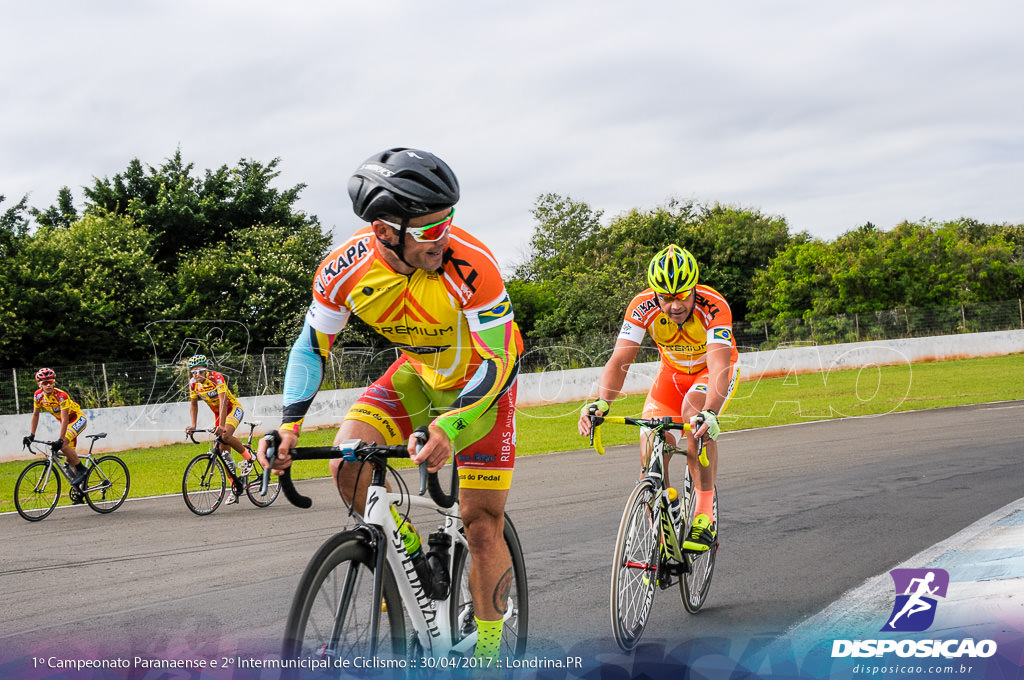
474, 617, 503, 661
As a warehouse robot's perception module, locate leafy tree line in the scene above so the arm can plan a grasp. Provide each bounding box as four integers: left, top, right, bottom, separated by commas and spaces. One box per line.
4, 161, 1023, 373
506, 194, 1024, 357
1, 150, 331, 368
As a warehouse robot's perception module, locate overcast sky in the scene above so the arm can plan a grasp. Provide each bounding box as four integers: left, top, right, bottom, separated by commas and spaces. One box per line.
4, 1, 1023, 272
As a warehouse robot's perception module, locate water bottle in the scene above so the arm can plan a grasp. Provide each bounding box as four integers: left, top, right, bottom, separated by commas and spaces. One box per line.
391, 507, 432, 595
426, 530, 452, 600
220, 450, 236, 475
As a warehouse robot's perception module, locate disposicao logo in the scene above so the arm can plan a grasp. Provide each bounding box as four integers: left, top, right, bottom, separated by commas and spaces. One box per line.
831, 567, 998, 659
883, 568, 948, 632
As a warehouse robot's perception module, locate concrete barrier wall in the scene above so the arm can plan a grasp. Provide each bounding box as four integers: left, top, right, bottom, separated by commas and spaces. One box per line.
3, 329, 1022, 461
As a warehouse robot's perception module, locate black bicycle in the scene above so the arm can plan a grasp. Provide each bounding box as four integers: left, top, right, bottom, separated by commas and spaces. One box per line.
14, 433, 131, 521
182, 422, 280, 515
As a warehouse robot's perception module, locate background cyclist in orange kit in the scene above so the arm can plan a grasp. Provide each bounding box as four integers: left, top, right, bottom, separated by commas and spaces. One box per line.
579, 245, 739, 552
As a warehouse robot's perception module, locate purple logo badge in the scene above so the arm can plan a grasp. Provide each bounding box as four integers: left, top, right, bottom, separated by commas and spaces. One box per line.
882, 568, 949, 632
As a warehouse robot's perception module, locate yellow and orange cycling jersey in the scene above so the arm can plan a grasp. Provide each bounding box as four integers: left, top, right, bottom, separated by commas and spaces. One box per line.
188, 371, 242, 412
33, 388, 85, 422
282, 224, 522, 443
309, 225, 523, 391
618, 285, 739, 375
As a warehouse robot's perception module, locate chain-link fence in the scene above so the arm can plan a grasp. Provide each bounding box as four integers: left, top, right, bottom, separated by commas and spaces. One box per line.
3, 299, 1022, 414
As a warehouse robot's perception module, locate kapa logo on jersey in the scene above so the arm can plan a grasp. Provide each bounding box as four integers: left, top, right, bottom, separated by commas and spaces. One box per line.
831, 568, 997, 659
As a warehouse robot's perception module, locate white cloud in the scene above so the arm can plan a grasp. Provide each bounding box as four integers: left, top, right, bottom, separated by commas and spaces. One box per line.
3, 0, 1023, 273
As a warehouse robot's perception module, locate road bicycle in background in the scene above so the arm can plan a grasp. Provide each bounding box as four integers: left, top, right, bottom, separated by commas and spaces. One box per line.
182, 422, 280, 515
14, 433, 131, 521
264, 428, 528, 668
588, 413, 718, 651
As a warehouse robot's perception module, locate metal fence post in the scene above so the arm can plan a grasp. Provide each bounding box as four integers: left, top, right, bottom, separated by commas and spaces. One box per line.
12, 368, 19, 414
101, 363, 110, 406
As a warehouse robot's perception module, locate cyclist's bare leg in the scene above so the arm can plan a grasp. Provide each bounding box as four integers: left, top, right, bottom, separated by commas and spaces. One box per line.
61, 443, 81, 467
459, 487, 512, 621
330, 419, 387, 510
220, 423, 249, 458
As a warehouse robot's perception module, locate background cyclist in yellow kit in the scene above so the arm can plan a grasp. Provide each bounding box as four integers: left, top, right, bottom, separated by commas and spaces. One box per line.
578, 245, 739, 552
24, 367, 90, 501
185, 354, 254, 504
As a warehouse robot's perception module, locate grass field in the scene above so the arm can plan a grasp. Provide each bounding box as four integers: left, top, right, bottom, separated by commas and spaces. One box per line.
2, 353, 1022, 513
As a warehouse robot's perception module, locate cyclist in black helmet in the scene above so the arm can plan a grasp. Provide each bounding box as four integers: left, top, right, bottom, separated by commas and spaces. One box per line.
261, 148, 522, 663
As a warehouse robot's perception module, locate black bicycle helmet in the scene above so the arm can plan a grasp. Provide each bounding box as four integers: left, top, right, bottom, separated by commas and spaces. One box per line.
348, 148, 460, 223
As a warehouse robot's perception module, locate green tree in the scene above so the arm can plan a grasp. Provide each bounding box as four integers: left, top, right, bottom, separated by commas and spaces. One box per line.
84, 150, 316, 274
2, 212, 169, 365
1, 193, 30, 259
171, 221, 331, 354
514, 194, 604, 281
748, 219, 1024, 327
32, 186, 78, 230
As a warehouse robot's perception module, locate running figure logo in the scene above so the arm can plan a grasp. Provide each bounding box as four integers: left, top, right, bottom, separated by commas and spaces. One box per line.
882, 568, 950, 632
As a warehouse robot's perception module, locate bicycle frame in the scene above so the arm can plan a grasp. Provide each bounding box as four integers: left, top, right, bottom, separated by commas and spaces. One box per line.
188, 423, 259, 490
361, 481, 471, 657
25, 435, 109, 494
271, 433, 523, 661
592, 415, 698, 567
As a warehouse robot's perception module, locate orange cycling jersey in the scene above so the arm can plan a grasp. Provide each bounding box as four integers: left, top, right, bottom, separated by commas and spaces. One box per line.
283, 224, 521, 440
33, 388, 85, 422
188, 371, 242, 411
310, 225, 522, 390
619, 285, 739, 374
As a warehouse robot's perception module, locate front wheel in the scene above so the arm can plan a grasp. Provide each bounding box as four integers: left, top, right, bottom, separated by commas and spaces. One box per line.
282, 531, 406, 668
85, 456, 130, 513
610, 479, 661, 651
15, 460, 61, 521
182, 453, 226, 515
450, 513, 529, 659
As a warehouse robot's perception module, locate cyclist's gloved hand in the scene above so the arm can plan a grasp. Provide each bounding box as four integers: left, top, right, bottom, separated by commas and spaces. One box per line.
582, 399, 610, 417
23, 434, 34, 447
691, 409, 721, 441
52, 438, 65, 452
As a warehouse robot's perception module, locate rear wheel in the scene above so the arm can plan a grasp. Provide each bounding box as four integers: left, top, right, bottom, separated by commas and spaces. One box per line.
679, 468, 718, 613
450, 513, 529, 658
610, 479, 660, 651
282, 531, 406, 668
182, 453, 226, 515
84, 456, 130, 513
15, 460, 61, 521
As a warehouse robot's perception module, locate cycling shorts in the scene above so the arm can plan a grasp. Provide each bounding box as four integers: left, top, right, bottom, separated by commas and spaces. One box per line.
66, 415, 87, 448
642, 363, 740, 419
214, 406, 244, 430
345, 357, 517, 490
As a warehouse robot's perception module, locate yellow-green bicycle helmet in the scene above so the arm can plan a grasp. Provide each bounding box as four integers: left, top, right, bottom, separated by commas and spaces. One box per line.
646, 244, 699, 294
187, 354, 208, 369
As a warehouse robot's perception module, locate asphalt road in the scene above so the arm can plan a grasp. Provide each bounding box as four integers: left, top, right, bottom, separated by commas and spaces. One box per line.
1, 401, 1021, 668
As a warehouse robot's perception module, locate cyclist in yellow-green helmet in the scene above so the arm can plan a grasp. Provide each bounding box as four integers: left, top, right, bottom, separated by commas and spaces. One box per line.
579, 244, 739, 552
